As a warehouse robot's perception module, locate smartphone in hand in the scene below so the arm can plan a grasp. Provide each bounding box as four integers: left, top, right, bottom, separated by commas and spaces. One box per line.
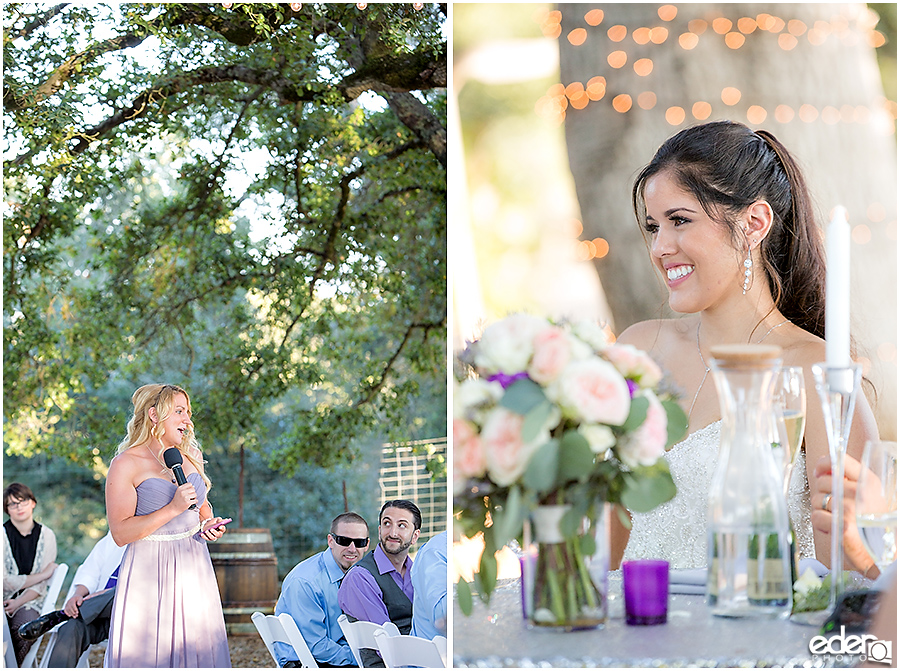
207, 517, 232, 532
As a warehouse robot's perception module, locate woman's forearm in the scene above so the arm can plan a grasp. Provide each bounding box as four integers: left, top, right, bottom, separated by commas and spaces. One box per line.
110, 503, 182, 545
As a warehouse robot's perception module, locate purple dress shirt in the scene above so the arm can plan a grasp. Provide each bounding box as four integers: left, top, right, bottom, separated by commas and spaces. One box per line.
337, 544, 414, 625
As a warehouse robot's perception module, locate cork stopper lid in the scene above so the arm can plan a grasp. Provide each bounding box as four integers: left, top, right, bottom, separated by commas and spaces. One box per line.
710, 344, 783, 367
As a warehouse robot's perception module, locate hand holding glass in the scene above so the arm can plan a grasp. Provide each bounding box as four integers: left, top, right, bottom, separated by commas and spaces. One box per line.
855, 440, 897, 573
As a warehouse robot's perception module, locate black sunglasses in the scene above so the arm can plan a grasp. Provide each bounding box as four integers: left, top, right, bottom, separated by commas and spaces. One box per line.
330, 533, 369, 548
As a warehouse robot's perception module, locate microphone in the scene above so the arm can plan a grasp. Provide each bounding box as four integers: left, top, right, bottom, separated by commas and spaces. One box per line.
163, 448, 196, 510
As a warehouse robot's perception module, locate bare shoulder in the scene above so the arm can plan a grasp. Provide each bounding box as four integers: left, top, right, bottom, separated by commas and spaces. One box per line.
108, 448, 143, 485
617, 317, 696, 354
776, 325, 826, 369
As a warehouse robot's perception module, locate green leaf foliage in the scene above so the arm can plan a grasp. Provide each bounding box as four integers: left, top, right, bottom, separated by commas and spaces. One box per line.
522, 439, 559, 494
457, 577, 474, 616
499, 378, 547, 416
621, 395, 649, 432
620, 462, 677, 512
557, 431, 594, 485
663, 398, 689, 448
2, 3, 447, 481
476, 548, 498, 602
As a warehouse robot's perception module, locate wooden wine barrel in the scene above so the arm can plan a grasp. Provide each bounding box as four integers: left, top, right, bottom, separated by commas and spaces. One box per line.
208, 527, 279, 635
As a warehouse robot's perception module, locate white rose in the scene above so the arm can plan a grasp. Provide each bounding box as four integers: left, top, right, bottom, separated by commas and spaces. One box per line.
571, 319, 613, 352
793, 567, 823, 596
473, 313, 549, 375
454, 378, 503, 421
578, 423, 617, 456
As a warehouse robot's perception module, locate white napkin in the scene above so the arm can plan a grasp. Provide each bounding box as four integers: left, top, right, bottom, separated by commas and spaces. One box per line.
797, 557, 829, 578
668, 568, 706, 595
668, 559, 830, 596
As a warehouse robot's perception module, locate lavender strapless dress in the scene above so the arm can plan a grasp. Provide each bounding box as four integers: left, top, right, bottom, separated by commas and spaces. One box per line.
105, 473, 231, 668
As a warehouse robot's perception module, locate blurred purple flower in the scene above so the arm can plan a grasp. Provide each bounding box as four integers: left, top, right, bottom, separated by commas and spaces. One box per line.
487, 371, 529, 389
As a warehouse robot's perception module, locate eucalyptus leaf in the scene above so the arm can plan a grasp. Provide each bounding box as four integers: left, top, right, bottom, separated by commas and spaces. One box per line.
621, 395, 649, 431
620, 465, 677, 512
500, 378, 547, 415
559, 505, 583, 537
457, 577, 474, 616
663, 399, 688, 447
492, 484, 524, 548
558, 431, 594, 484
477, 551, 498, 601
615, 504, 633, 530
521, 400, 554, 443
522, 439, 559, 494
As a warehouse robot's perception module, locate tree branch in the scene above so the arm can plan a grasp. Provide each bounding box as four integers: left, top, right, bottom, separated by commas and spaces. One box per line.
66, 55, 445, 156
4, 33, 146, 111
383, 92, 447, 168
353, 318, 446, 407
11, 3, 69, 41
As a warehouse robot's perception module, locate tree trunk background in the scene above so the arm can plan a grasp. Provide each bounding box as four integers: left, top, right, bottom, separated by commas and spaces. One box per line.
559, 3, 897, 436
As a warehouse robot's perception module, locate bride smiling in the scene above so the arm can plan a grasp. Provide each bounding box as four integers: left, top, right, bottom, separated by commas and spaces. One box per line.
612, 121, 880, 571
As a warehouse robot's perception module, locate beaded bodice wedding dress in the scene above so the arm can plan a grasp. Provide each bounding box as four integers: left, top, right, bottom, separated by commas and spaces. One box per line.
622, 420, 815, 569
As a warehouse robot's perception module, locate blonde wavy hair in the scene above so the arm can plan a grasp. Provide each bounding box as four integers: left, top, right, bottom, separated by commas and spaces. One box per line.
116, 383, 212, 491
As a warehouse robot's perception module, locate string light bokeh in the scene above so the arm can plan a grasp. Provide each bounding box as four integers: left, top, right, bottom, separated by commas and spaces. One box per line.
455, 3, 896, 440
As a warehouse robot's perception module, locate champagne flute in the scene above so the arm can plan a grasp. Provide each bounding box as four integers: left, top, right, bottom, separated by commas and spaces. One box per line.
856, 440, 898, 573
773, 366, 807, 494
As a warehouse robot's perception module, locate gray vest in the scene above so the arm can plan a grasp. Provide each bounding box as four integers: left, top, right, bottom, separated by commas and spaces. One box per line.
351, 550, 413, 667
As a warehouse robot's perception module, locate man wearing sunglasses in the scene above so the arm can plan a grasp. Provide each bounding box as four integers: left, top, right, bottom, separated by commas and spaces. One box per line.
275, 512, 370, 668
338, 499, 421, 667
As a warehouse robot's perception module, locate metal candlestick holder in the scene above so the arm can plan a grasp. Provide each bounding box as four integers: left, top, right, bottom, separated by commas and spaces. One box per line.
811, 363, 862, 612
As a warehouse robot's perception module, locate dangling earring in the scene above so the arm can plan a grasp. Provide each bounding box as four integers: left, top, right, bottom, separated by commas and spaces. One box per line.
742, 245, 753, 294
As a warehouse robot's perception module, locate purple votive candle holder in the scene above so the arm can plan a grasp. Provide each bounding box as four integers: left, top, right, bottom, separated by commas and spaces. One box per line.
622, 559, 669, 626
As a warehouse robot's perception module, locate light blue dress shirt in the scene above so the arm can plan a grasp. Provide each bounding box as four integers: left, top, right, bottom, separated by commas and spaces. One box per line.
274, 548, 355, 667
410, 530, 448, 640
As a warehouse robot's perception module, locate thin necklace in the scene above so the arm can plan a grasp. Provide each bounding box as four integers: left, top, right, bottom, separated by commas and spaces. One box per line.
688, 319, 790, 420
146, 444, 171, 476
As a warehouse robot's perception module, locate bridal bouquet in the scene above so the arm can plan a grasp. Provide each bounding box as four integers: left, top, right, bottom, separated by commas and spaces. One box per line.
454, 314, 686, 623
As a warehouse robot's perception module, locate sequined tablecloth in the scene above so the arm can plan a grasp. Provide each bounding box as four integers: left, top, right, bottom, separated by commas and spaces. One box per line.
452, 575, 850, 668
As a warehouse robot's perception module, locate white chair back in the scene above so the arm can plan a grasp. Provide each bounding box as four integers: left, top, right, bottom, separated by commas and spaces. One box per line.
336, 614, 400, 667
20, 563, 68, 668
4, 614, 19, 669
373, 630, 447, 668
251, 611, 318, 668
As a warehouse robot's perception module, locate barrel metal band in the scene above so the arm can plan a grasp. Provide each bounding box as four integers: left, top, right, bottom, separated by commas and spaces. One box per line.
143, 522, 202, 542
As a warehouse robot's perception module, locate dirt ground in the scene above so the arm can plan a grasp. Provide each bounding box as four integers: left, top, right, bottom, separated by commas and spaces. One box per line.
76, 634, 276, 667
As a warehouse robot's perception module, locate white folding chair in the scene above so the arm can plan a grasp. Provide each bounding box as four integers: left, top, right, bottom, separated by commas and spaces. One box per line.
336, 614, 399, 668
372, 630, 446, 668
251, 611, 318, 668
4, 613, 19, 669
20, 563, 68, 668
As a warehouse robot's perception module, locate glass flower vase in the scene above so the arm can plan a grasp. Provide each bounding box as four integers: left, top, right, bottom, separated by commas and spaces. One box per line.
522, 503, 609, 631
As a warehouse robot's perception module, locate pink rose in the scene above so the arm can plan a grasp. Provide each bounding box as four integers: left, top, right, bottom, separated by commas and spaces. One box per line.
618, 391, 668, 468
528, 326, 571, 384
481, 407, 547, 487
604, 344, 663, 388
550, 359, 631, 426
453, 418, 487, 494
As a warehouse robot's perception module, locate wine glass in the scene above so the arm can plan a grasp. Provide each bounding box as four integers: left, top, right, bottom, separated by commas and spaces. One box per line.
772, 366, 807, 494
855, 440, 898, 573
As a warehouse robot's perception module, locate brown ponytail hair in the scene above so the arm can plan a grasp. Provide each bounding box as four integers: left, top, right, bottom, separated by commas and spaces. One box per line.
632, 120, 826, 339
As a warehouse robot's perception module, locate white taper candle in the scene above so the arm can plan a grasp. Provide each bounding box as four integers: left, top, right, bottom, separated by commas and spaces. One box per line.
825, 206, 851, 368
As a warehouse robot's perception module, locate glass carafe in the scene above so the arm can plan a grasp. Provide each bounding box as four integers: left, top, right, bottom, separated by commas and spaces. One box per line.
706, 344, 792, 619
